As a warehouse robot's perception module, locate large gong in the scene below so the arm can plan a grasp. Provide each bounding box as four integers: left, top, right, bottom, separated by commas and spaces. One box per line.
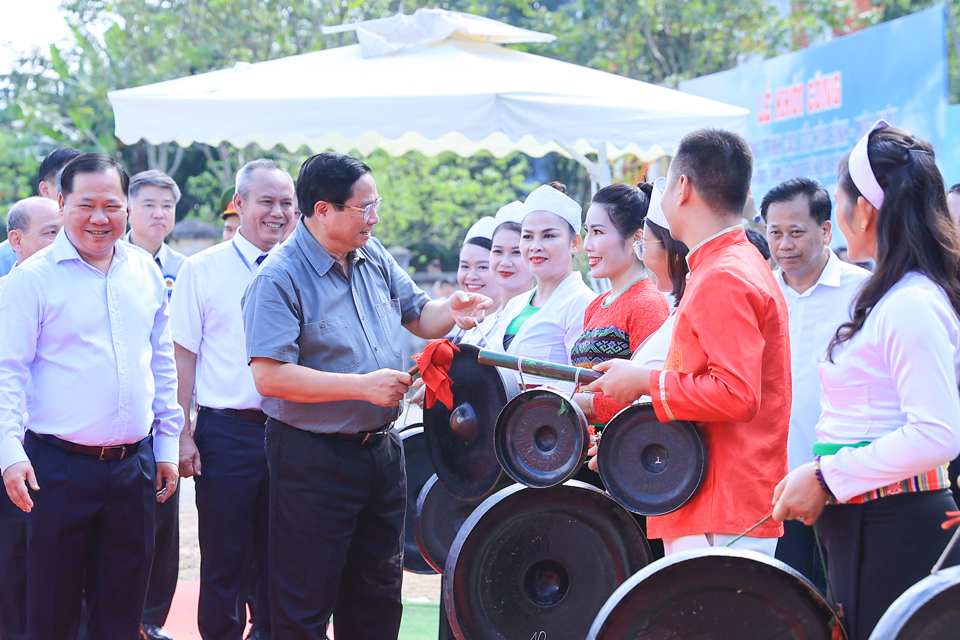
415, 474, 487, 574
869, 565, 960, 639
445, 481, 652, 640
598, 403, 706, 515
399, 426, 436, 574
495, 388, 589, 488
423, 344, 520, 501
587, 548, 845, 640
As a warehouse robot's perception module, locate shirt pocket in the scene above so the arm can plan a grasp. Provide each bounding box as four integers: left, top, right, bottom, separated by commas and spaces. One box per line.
822, 385, 871, 438
301, 315, 361, 373
374, 298, 404, 358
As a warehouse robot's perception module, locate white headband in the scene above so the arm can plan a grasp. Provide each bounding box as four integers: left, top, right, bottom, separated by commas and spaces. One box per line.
849, 119, 889, 210
645, 177, 669, 231
464, 216, 497, 242
521, 184, 582, 233
494, 201, 524, 227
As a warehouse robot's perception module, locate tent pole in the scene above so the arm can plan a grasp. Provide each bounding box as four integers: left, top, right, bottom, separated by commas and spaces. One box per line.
557, 142, 613, 196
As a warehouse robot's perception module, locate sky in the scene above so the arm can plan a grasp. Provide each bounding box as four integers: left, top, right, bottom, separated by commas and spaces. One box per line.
0, 0, 73, 75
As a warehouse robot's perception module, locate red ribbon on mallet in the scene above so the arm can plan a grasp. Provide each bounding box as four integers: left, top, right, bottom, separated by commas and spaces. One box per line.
413, 339, 460, 410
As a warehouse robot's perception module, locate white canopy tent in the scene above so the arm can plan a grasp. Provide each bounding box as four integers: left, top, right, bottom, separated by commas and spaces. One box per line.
108, 8, 749, 189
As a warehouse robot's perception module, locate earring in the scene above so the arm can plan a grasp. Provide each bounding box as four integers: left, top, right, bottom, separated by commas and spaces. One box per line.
860, 221, 867, 232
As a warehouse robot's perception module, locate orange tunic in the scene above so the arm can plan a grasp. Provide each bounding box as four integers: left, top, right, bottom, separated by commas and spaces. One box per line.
648, 228, 791, 540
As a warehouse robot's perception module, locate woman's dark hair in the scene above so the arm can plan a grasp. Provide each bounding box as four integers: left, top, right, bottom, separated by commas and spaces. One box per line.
493, 221, 522, 241
592, 182, 652, 240
59, 153, 130, 198
548, 181, 568, 194
644, 219, 689, 302
464, 236, 492, 251
296, 152, 371, 218
828, 125, 960, 360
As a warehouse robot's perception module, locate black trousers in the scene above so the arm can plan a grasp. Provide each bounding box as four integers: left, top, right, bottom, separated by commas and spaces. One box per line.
0, 487, 27, 640
24, 431, 156, 640
194, 410, 270, 640
142, 483, 180, 627
816, 489, 960, 640
266, 419, 405, 640
775, 519, 827, 594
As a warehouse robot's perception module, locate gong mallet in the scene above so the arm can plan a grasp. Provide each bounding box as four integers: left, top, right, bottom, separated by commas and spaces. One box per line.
476, 350, 603, 385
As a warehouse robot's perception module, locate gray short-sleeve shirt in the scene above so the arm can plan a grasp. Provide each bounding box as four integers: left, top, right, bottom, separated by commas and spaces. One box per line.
242, 224, 429, 433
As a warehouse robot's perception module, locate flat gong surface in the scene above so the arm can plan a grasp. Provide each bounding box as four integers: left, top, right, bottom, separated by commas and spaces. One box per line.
445, 480, 652, 640
424, 345, 519, 501
400, 426, 436, 574
495, 388, 589, 488
598, 404, 706, 515
415, 474, 483, 574
870, 565, 960, 640
588, 548, 844, 640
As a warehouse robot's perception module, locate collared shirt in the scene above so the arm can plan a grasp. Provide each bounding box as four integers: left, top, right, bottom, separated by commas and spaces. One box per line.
242, 224, 430, 434
775, 250, 870, 470
0, 230, 183, 471
122, 231, 187, 300
818, 272, 960, 503
169, 229, 271, 411
647, 228, 791, 540
0, 240, 15, 277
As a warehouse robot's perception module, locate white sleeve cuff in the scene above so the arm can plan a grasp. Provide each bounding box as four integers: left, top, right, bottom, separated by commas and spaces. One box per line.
153, 434, 180, 466
0, 437, 29, 474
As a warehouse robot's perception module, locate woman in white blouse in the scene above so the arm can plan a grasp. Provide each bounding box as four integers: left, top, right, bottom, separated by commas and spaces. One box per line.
772, 122, 960, 640
489, 183, 597, 387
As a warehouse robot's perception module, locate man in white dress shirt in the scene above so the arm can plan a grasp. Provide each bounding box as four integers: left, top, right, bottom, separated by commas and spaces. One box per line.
170, 159, 295, 640
0, 153, 183, 640
762, 176, 870, 589
122, 169, 188, 640
0, 196, 62, 640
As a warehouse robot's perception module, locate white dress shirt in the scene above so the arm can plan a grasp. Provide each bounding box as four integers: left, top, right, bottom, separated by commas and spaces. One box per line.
817, 271, 960, 502
169, 229, 270, 411
0, 230, 183, 471
776, 250, 870, 470
123, 231, 187, 301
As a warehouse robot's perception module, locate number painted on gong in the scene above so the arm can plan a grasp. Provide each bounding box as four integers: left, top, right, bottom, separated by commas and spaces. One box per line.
530, 633, 546, 640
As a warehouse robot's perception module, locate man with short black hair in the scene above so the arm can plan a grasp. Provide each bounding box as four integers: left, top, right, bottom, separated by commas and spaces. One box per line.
243, 152, 490, 640
588, 128, 791, 556
0, 152, 182, 640
760, 177, 870, 588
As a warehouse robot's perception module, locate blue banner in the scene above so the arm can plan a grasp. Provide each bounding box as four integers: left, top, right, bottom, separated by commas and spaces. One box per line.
680, 7, 948, 203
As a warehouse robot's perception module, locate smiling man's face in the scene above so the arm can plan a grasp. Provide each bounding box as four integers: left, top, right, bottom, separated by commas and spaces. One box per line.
235, 167, 295, 251
61, 169, 128, 265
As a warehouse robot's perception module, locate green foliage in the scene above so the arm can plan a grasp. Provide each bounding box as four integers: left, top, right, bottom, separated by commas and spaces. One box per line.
367, 150, 530, 269
0, 0, 954, 259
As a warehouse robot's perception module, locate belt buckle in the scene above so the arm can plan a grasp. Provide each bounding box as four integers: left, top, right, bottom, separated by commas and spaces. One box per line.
360, 430, 386, 446
99, 445, 126, 461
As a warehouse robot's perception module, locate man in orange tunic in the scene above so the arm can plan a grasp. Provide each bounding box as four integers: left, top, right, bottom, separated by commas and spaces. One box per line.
589, 128, 791, 555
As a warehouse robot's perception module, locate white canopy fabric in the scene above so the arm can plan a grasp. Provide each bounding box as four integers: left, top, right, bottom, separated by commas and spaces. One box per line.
108, 9, 748, 183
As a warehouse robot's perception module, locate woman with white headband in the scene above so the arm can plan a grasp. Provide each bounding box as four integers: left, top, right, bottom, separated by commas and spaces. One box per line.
569, 182, 670, 424
772, 121, 960, 640
456, 216, 500, 346
489, 184, 597, 383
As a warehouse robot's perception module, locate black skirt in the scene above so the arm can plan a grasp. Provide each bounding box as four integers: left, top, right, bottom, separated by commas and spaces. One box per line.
815, 489, 960, 640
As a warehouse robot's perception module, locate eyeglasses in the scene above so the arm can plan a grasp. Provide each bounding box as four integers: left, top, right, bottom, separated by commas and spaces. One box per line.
325, 197, 383, 221
632, 239, 662, 252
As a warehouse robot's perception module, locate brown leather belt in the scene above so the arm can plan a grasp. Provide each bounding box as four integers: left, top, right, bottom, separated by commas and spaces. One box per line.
30, 431, 148, 461
199, 407, 268, 424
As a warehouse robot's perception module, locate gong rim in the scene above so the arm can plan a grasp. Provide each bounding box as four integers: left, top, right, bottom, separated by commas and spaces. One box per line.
587, 547, 845, 640
494, 388, 590, 489
399, 426, 437, 575
598, 403, 707, 516
869, 565, 960, 640
424, 344, 519, 502
414, 473, 484, 575
445, 480, 652, 640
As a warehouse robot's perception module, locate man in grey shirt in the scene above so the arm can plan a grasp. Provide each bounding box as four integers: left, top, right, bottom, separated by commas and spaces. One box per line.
242, 152, 490, 640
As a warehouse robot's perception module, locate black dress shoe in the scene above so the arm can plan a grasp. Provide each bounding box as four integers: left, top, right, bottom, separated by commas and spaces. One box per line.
141, 624, 174, 640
